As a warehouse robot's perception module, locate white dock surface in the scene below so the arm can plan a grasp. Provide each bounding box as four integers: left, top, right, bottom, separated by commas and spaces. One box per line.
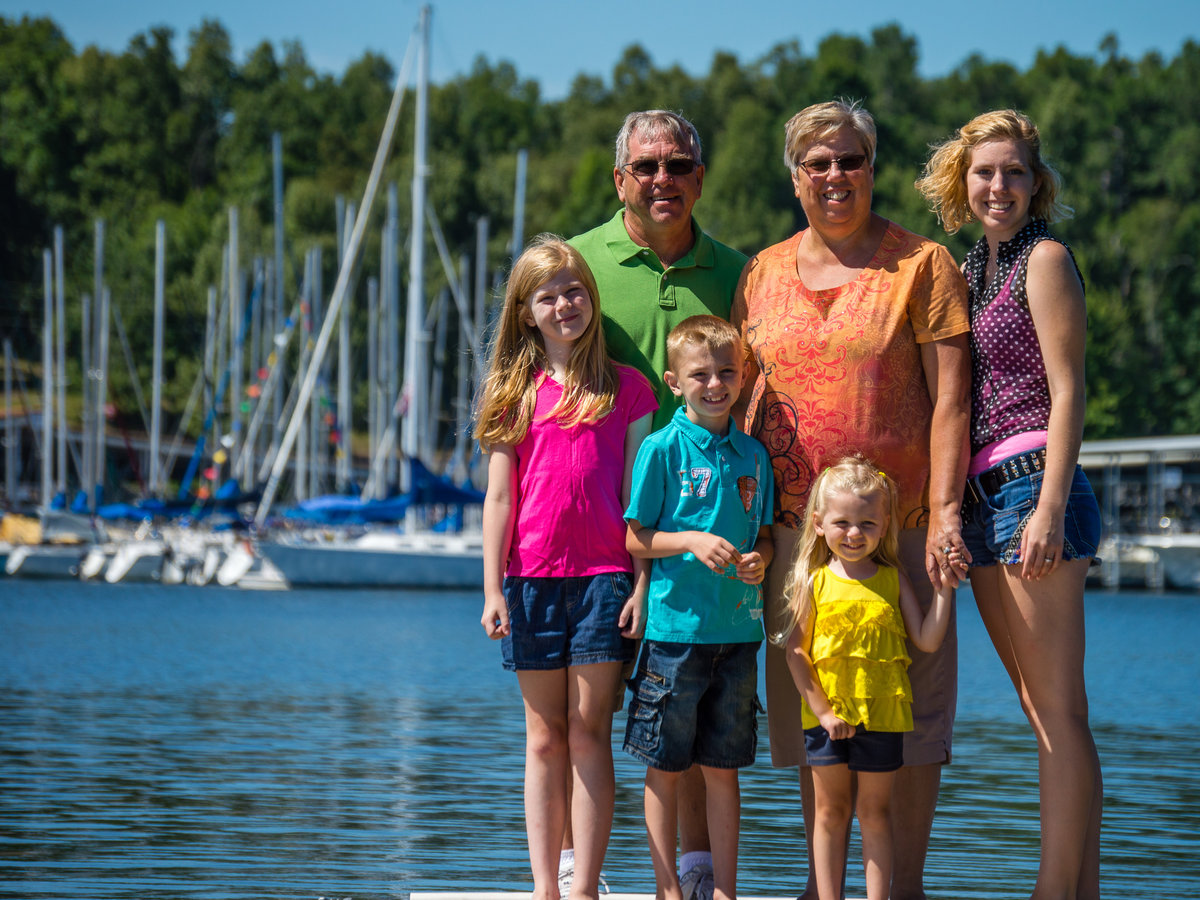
411, 894, 865, 900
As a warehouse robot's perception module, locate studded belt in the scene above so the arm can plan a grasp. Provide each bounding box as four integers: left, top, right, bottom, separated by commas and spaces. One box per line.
965, 448, 1047, 505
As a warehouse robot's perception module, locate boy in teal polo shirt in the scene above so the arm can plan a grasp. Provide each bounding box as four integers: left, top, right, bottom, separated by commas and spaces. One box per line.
624, 315, 774, 900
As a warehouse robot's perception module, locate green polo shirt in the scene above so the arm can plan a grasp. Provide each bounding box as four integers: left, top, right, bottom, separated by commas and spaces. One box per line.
570, 209, 749, 432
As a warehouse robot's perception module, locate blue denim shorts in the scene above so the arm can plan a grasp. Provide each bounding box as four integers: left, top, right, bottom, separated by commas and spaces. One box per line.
961, 460, 1102, 567
501, 573, 637, 671
623, 640, 762, 772
804, 725, 904, 773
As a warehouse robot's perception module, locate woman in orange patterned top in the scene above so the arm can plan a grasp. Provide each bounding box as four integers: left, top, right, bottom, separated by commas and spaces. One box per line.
730, 100, 971, 900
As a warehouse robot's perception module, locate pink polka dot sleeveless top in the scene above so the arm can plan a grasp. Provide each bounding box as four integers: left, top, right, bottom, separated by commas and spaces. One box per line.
962, 220, 1084, 455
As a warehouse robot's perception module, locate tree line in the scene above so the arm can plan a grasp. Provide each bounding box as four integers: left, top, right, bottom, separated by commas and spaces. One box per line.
2, 14, 1198, 448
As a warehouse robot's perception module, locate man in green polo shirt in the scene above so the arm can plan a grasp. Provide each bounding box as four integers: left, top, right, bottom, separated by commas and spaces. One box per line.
564, 109, 745, 900
569, 109, 748, 432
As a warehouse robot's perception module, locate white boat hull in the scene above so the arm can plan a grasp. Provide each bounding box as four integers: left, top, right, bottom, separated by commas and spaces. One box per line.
5, 544, 91, 579
104, 540, 166, 583
259, 533, 483, 589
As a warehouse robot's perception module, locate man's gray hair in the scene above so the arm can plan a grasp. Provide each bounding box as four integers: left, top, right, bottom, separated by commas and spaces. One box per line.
614, 110, 703, 170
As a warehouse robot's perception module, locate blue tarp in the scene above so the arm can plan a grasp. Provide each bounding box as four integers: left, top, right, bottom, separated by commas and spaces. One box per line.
281, 494, 414, 524
91, 487, 261, 523
276, 460, 483, 526
408, 458, 485, 506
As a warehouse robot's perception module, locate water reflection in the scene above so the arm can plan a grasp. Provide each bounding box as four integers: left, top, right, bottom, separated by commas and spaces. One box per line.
1, 582, 1197, 899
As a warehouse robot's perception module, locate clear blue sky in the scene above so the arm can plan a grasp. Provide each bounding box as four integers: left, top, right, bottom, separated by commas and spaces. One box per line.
5, 0, 1197, 99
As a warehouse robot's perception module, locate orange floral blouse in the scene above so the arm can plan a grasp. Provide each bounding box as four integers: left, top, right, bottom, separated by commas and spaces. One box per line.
732, 222, 969, 529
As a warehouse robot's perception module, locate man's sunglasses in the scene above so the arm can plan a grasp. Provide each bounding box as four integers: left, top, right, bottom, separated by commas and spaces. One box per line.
622, 157, 699, 180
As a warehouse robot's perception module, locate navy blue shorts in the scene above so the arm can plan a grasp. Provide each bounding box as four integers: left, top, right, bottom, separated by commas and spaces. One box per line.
962, 460, 1102, 567
623, 640, 762, 772
804, 725, 904, 773
501, 573, 637, 671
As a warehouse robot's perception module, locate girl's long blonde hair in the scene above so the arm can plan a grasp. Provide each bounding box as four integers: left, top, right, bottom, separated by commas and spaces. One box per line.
473, 234, 618, 450
773, 456, 903, 645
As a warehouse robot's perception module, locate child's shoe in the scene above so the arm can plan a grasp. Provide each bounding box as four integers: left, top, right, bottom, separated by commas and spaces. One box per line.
558, 858, 610, 896
679, 861, 714, 900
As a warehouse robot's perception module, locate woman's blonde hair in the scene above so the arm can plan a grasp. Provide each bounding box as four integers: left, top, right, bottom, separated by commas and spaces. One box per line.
773, 456, 902, 645
914, 108, 1072, 234
473, 234, 618, 450
783, 99, 877, 175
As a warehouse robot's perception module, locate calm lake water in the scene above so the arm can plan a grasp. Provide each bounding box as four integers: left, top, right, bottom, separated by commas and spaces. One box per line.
1, 579, 1198, 900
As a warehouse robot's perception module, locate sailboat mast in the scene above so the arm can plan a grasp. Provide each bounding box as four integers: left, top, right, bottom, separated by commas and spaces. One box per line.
95, 287, 110, 508
150, 219, 165, 497
4, 339, 14, 503
272, 133, 287, 451
228, 208, 242, 488
386, 183, 400, 491
401, 4, 431, 494
54, 226, 67, 497
41, 249, 53, 509
512, 149, 528, 259
337, 203, 354, 492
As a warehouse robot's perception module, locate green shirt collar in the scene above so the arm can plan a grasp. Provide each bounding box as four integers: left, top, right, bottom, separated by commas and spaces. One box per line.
599, 208, 717, 270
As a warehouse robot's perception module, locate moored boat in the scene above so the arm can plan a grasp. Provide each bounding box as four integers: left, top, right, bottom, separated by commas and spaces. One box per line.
257, 528, 483, 589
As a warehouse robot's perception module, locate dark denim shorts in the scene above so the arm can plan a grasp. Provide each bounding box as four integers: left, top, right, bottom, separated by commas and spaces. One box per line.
804, 725, 904, 772
623, 639, 762, 772
961, 460, 1102, 567
501, 573, 637, 671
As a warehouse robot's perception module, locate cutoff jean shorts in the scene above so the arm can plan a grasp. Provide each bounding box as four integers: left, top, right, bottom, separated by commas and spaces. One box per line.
961, 459, 1102, 567
623, 639, 762, 772
501, 573, 637, 671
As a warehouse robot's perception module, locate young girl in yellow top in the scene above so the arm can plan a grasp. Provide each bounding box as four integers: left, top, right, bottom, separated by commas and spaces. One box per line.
778, 457, 953, 900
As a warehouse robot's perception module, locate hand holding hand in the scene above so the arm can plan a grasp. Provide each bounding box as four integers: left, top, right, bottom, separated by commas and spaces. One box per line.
926, 508, 971, 589
735, 550, 766, 585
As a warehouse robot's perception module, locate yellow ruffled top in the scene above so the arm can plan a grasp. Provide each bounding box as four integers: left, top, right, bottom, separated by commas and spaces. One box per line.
800, 565, 913, 732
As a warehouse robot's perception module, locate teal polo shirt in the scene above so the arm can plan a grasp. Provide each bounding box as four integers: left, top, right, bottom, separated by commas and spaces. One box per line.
625, 408, 774, 644
570, 210, 749, 432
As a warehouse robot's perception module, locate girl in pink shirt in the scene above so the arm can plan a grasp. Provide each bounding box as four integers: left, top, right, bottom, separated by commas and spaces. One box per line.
476, 235, 656, 900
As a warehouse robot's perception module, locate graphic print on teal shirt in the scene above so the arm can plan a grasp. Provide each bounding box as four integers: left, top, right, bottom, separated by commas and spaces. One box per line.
625, 408, 774, 644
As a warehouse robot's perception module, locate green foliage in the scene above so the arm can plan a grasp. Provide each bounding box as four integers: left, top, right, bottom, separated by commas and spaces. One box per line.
1, 14, 1198, 446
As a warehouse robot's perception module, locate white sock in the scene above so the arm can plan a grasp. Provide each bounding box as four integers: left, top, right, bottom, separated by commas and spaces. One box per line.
559, 849, 575, 872
679, 850, 712, 875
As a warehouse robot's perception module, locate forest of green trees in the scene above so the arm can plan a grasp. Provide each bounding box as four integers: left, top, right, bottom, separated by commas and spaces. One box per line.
2, 14, 1199, 453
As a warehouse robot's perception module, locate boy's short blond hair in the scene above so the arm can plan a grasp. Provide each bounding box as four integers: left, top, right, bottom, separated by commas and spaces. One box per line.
666, 315, 744, 371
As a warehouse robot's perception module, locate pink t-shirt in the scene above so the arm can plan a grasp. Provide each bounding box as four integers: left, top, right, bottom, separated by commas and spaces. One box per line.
508, 364, 657, 577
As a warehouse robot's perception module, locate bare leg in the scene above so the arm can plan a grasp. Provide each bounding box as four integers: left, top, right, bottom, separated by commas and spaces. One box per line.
797, 766, 850, 899
810, 765, 853, 900
645, 767, 685, 900
765, 526, 824, 899
973, 560, 1102, 899
855, 771, 896, 900
701, 766, 740, 900
889, 763, 940, 900
519, 669, 570, 900
892, 527, 953, 900
562, 660, 632, 872
566, 662, 623, 900
678, 765, 711, 855
798, 767, 819, 900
